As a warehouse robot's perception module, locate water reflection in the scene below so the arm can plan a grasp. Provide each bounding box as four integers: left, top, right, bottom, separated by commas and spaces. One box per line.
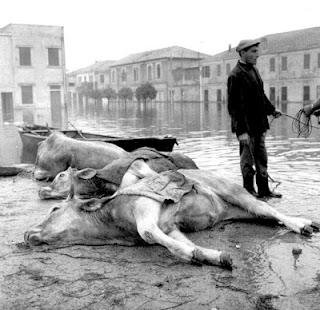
1, 99, 320, 302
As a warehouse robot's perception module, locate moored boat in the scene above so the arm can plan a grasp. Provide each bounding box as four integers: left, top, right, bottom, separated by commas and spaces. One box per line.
18, 125, 178, 163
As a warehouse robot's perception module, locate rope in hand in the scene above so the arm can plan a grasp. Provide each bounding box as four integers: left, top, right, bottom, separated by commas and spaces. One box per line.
267, 109, 320, 189
274, 110, 320, 138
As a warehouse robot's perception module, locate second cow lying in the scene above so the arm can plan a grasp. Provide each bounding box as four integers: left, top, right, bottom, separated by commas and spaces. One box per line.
39, 147, 198, 200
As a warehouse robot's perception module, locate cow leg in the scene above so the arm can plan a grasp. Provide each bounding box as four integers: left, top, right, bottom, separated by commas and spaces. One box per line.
133, 197, 231, 268
188, 174, 319, 236
168, 229, 232, 269
119, 160, 158, 189
224, 190, 318, 235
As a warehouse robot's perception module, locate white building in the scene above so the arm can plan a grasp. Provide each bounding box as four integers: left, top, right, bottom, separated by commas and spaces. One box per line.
0, 24, 66, 125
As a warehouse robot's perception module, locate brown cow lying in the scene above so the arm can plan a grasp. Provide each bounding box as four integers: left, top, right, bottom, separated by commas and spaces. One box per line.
34, 132, 128, 180
38, 148, 198, 200
25, 169, 319, 269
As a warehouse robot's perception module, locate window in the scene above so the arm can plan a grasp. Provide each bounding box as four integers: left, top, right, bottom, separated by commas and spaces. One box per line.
156, 64, 161, 79
133, 67, 139, 81
281, 56, 287, 71
303, 86, 310, 101
318, 53, 320, 68
217, 64, 221, 76
121, 69, 127, 82
147, 65, 152, 80
217, 89, 222, 102
19, 47, 31, 66
226, 63, 231, 75
78, 76, 82, 83
48, 48, 60, 66
269, 58, 275, 72
202, 66, 210, 78
281, 86, 287, 101
269, 87, 276, 102
111, 70, 116, 83
304, 54, 310, 69
89, 75, 93, 83
100, 74, 104, 83
185, 68, 198, 80
21, 85, 33, 104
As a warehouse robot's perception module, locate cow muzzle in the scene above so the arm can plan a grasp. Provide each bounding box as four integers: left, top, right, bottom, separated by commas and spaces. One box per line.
24, 229, 45, 246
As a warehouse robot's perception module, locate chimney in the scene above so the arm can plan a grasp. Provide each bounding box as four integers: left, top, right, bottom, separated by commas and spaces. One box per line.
228, 44, 231, 52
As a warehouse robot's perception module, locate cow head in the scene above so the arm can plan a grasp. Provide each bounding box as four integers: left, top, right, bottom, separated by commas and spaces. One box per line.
24, 195, 138, 247
38, 168, 72, 199
38, 167, 118, 200
34, 133, 72, 180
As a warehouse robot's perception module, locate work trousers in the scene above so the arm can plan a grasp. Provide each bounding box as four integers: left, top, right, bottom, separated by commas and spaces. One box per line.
239, 133, 268, 184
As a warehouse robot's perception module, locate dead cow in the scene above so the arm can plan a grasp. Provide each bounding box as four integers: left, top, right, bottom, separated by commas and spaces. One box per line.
34, 132, 128, 180
25, 169, 319, 268
39, 148, 198, 199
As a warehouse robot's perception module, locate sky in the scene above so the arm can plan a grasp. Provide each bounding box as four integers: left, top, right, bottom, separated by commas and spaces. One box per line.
1, 0, 319, 71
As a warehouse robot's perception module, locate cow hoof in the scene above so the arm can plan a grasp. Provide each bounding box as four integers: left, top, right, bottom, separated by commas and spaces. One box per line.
311, 222, 320, 232
301, 225, 313, 236
220, 253, 233, 270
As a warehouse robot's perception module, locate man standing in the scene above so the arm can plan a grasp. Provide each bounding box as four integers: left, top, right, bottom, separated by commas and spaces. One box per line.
227, 39, 282, 199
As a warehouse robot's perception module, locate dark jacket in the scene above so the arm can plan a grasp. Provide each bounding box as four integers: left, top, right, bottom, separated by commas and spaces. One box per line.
227, 61, 276, 136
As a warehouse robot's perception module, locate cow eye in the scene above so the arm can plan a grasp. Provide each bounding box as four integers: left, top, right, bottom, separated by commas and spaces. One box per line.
50, 207, 60, 213
59, 173, 65, 178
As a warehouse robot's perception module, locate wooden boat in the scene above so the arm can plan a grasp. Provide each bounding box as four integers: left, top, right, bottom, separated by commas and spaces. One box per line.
18, 125, 178, 163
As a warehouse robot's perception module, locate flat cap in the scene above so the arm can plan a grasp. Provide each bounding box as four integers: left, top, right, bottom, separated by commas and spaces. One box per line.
236, 39, 261, 52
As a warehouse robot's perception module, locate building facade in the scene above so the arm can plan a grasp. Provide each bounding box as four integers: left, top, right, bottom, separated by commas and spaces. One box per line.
67, 60, 115, 104
109, 46, 209, 102
0, 23, 66, 125
200, 27, 320, 103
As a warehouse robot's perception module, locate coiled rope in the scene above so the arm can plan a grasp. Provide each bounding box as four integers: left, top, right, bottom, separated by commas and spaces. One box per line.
270, 111, 320, 138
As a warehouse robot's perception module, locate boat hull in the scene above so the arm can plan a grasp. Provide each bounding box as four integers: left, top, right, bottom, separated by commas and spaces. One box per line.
18, 126, 177, 163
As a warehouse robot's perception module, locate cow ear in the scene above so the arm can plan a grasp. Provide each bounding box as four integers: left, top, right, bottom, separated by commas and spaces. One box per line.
80, 195, 115, 212
80, 198, 103, 212
77, 168, 97, 180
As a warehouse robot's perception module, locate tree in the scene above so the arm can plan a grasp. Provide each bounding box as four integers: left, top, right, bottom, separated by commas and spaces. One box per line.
118, 87, 133, 103
76, 82, 101, 100
76, 81, 94, 97
135, 82, 157, 103
101, 87, 117, 102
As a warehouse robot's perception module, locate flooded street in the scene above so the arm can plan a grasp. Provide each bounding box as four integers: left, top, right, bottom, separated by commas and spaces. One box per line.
1, 100, 320, 309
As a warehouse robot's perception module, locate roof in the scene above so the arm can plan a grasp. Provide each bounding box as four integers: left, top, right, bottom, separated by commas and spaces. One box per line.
69, 60, 116, 75
205, 26, 320, 62
111, 46, 211, 67
0, 23, 63, 32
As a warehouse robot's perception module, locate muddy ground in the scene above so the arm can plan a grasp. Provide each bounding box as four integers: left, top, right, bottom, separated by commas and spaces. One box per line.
1, 170, 320, 310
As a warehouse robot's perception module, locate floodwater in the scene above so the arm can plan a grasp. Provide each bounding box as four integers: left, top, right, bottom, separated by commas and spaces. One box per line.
1, 100, 320, 309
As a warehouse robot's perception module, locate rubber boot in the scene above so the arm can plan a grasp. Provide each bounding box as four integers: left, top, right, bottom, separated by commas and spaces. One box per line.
257, 176, 282, 199
243, 175, 258, 197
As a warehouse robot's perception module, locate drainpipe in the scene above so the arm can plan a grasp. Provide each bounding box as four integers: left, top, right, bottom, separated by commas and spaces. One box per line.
61, 26, 68, 128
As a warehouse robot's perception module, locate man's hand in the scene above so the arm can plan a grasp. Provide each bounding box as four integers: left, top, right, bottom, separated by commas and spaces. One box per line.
238, 133, 250, 144
273, 110, 282, 118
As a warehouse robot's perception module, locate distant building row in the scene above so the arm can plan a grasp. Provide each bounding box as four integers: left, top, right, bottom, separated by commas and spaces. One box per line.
1, 24, 320, 126
68, 26, 320, 104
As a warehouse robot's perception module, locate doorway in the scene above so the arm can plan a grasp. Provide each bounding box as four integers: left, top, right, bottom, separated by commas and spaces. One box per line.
1, 92, 14, 122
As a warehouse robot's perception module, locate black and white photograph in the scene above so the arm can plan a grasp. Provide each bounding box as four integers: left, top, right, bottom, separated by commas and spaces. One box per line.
1, 0, 320, 309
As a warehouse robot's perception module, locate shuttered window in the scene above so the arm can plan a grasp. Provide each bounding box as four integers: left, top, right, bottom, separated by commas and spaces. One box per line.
304, 54, 310, 69
270, 58, 275, 72
281, 56, 287, 71
19, 47, 31, 66
21, 85, 33, 104
48, 48, 60, 66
